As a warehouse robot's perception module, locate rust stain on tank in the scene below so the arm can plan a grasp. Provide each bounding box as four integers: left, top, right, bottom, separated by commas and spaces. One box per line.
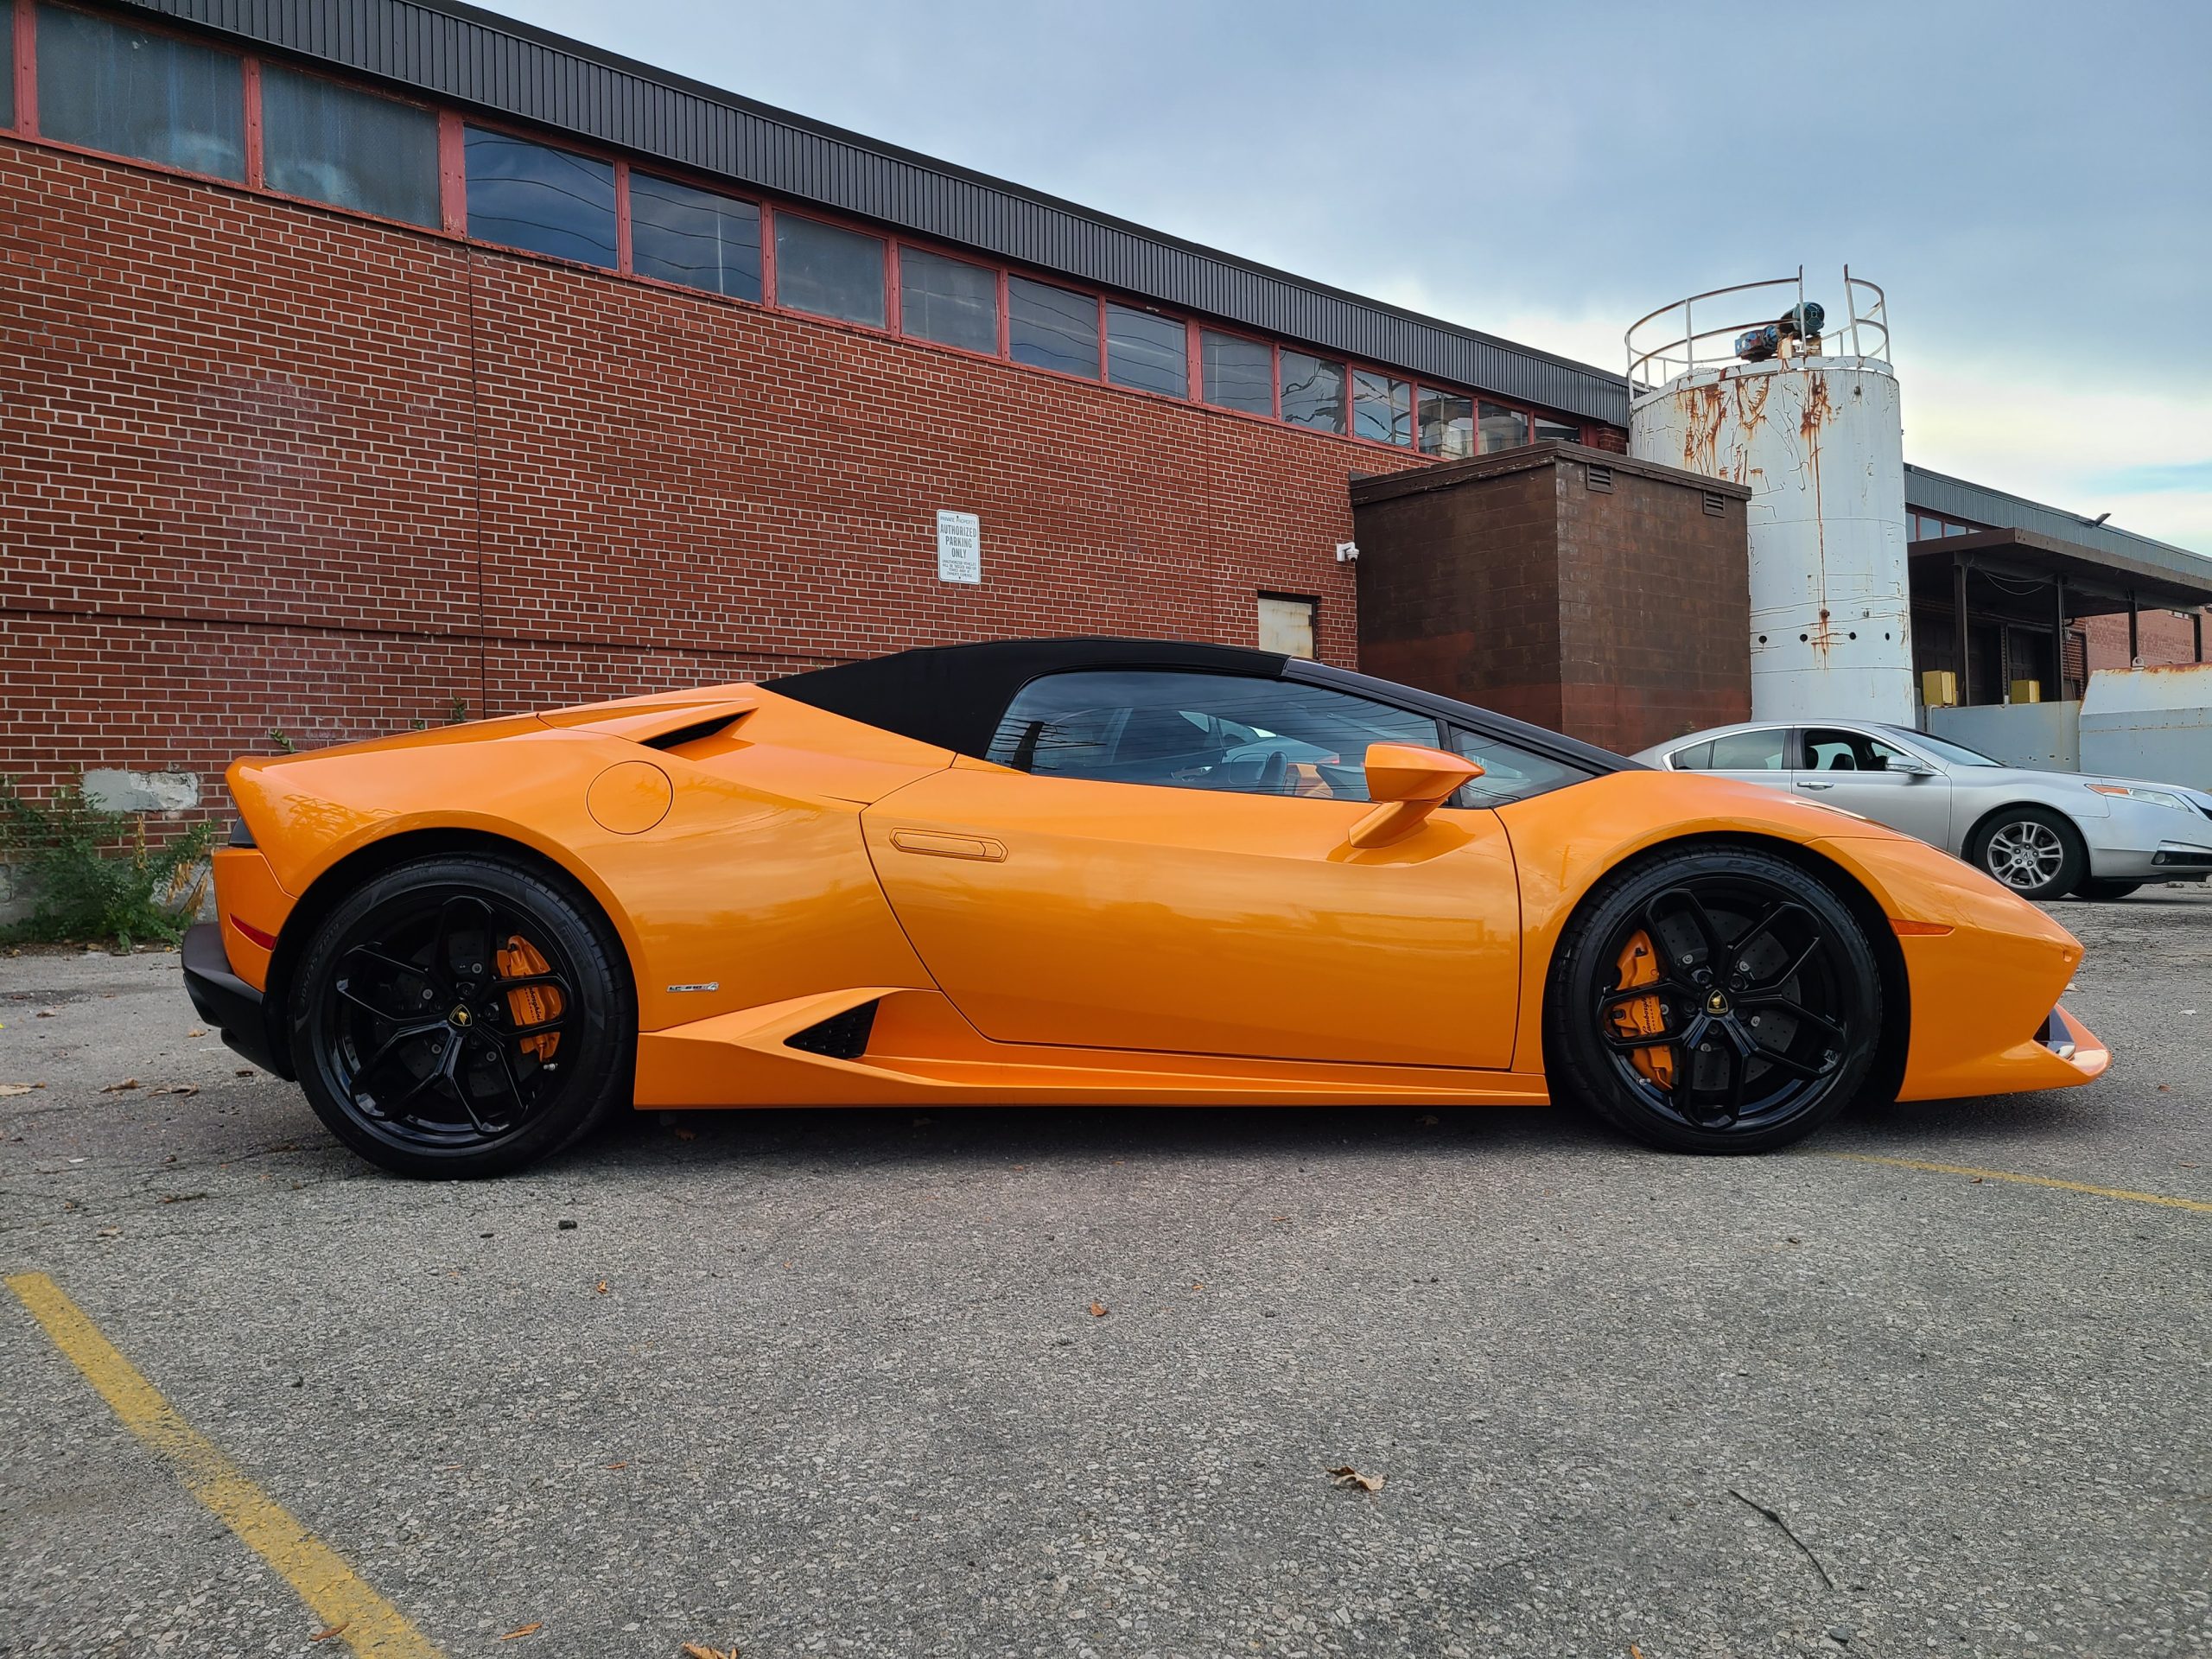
1803, 371, 1832, 657
1675, 371, 1770, 486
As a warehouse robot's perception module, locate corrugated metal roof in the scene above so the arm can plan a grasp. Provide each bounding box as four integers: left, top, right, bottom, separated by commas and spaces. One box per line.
124, 0, 1633, 425
1905, 464, 2210, 586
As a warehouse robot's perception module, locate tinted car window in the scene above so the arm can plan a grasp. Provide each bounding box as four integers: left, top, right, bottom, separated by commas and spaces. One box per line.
1802, 728, 1917, 772
1449, 729, 1586, 806
987, 671, 1439, 802
1673, 729, 1789, 771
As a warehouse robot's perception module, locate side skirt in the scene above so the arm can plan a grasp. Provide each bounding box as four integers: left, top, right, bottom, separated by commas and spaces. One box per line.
634, 987, 1551, 1109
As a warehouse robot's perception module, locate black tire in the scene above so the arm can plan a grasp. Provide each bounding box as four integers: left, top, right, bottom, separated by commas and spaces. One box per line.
2075, 879, 2142, 902
1545, 846, 1884, 1154
1966, 805, 2086, 901
289, 855, 633, 1177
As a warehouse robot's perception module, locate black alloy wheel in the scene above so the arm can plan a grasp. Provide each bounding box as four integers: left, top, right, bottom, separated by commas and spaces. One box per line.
290, 855, 632, 1177
1547, 846, 1884, 1154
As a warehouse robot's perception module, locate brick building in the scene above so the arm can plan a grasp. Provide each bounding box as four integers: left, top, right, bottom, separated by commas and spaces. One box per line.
3, 0, 2204, 824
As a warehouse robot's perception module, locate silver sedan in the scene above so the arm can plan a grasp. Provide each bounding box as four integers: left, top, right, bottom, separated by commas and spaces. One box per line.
1630, 720, 2212, 901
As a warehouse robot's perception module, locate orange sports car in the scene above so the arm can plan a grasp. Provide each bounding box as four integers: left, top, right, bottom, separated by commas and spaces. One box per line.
182, 639, 2107, 1176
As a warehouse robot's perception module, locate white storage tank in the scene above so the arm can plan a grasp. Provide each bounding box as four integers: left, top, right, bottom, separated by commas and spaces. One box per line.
1626, 272, 1913, 725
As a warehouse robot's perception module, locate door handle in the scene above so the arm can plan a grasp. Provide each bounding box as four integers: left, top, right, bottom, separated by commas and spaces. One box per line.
889, 829, 1007, 862
1796, 780, 1834, 791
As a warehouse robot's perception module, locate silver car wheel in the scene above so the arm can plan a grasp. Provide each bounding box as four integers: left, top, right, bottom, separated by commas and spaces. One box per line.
1985, 819, 2066, 890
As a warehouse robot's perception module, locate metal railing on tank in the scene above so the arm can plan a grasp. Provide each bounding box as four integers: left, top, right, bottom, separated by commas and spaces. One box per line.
1624, 267, 1890, 397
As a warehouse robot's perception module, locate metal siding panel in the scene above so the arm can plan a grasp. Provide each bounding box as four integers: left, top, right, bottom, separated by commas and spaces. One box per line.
1904, 467, 2209, 584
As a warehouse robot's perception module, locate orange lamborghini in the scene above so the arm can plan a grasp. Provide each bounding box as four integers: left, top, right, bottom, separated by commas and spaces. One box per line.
182, 639, 2107, 1176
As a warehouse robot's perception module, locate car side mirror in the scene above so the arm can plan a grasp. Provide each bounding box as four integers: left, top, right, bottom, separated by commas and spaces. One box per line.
1885, 756, 1936, 777
1350, 743, 1484, 848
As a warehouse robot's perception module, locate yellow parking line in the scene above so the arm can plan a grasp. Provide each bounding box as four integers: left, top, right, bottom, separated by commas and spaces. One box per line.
5, 1272, 445, 1659
1821, 1153, 2212, 1214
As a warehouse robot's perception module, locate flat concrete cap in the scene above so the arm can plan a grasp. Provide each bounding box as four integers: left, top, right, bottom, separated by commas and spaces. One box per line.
1349, 441, 1752, 507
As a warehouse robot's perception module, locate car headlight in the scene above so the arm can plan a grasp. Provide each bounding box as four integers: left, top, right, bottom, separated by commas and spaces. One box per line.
2088, 783, 2194, 812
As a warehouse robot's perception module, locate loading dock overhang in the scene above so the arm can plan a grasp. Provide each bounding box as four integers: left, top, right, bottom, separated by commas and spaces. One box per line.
1910, 526, 2212, 705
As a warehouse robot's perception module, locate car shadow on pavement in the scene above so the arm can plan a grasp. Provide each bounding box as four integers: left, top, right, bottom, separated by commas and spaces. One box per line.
576, 1098, 1611, 1177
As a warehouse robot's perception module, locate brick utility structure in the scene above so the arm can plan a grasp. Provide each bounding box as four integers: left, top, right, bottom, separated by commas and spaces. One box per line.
1352, 446, 1751, 756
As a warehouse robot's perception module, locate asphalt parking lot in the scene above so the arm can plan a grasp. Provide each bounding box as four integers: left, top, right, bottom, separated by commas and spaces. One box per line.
2, 892, 2206, 1659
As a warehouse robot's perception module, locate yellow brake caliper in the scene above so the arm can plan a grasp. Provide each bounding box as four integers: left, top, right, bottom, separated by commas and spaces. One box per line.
1608, 930, 1675, 1089
496, 935, 563, 1063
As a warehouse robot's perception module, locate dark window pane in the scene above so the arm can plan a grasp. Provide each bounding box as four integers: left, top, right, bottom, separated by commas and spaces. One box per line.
775, 213, 884, 326
464, 126, 615, 267
1106, 304, 1187, 397
629, 172, 760, 301
1, 2, 14, 131
261, 66, 437, 226
628, 175, 756, 305
1418, 389, 1473, 458
1478, 401, 1529, 453
900, 248, 996, 353
1352, 370, 1411, 446
37, 4, 242, 179
1201, 330, 1273, 415
1008, 276, 1096, 376
987, 670, 1439, 800
1533, 414, 1580, 444
1280, 351, 1344, 434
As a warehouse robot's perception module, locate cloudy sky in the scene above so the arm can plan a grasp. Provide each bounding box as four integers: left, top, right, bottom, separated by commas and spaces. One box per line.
498, 0, 2211, 553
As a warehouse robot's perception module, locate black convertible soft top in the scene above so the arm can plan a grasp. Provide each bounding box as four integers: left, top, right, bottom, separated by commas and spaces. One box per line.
769, 637, 1634, 774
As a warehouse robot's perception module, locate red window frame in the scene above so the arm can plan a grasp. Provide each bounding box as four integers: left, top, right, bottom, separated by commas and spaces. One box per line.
8, 0, 1604, 460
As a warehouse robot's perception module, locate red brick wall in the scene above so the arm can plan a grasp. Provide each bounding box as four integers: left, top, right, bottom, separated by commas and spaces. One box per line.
2081, 609, 2206, 676
2, 138, 1436, 817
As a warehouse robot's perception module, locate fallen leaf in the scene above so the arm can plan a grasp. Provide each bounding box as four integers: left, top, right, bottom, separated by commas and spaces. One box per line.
1326, 1465, 1385, 1494
1192, 1281, 1205, 1291
151, 1084, 200, 1097
186, 1027, 207, 1037
674, 1127, 696, 1141
595, 1279, 610, 1295
1089, 1302, 1108, 1318
0, 1084, 35, 1097
100, 1078, 140, 1092
1416, 1114, 1439, 1126
2158, 1084, 2171, 1092
235, 1068, 255, 1077
1971, 1177, 1984, 1185
681, 1645, 738, 1659
499, 1623, 543, 1641
1630, 1646, 1646, 1659
36, 1009, 55, 1018
159, 1192, 209, 1205
97, 1227, 121, 1238
604, 1460, 629, 1471
309, 1624, 349, 1643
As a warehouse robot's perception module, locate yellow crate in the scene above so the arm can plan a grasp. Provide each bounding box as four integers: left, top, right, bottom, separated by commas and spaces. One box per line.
2009, 679, 2042, 704
1921, 670, 1958, 707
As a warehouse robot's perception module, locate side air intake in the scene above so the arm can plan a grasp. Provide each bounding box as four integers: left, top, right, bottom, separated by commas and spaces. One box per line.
785, 1001, 879, 1060
639, 712, 749, 751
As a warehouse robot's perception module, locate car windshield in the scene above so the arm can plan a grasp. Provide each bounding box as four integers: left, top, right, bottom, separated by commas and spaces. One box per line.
1888, 728, 2002, 768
